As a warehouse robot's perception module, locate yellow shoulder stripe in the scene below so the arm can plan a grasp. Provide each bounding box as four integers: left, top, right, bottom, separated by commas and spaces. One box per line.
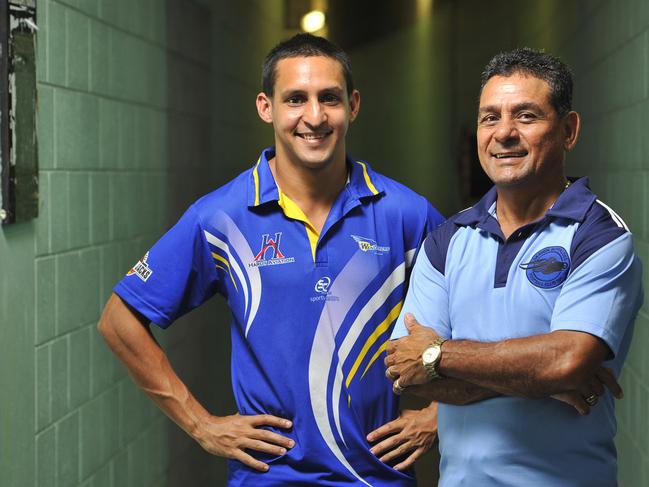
252, 157, 261, 206
356, 160, 379, 195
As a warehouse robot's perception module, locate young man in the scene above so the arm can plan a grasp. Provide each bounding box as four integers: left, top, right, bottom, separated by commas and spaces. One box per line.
98, 34, 444, 486
385, 48, 644, 485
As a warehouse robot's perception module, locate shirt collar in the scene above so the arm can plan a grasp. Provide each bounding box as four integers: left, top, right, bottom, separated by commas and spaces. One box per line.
454, 176, 597, 229
247, 147, 384, 208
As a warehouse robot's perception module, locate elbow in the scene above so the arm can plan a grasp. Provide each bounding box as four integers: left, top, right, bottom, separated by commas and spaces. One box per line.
97, 293, 121, 342
542, 350, 597, 393
534, 332, 609, 394
97, 314, 110, 339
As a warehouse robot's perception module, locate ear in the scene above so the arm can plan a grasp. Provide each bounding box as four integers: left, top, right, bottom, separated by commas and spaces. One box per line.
563, 111, 580, 151
256, 92, 273, 124
348, 89, 361, 123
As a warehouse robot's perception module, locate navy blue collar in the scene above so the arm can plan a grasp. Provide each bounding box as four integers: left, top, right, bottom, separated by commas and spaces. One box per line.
454, 177, 597, 232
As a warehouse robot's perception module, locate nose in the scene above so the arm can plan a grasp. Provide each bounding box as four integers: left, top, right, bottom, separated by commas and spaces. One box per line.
303, 99, 326, 127
494, 119, 519, 144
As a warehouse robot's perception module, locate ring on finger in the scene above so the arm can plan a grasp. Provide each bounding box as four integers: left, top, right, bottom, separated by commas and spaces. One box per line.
385, 368, 396, 381
393, 378, 405, 395
584, 393, 598, 406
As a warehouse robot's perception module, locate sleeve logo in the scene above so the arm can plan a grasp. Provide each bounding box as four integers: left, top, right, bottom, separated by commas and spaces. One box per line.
519, 246, 570, 289
126, 251, 153, 282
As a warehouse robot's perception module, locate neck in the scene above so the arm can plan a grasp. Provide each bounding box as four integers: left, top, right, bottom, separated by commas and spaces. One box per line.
495, 175, 568, 239
270, 147, 347, 205
268, 150, 348, 233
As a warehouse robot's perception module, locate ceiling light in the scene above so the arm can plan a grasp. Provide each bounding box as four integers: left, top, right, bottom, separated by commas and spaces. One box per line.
301, 10, 325, 33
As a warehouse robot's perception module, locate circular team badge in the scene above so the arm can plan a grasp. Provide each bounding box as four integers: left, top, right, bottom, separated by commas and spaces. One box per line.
519, 246, 570, 289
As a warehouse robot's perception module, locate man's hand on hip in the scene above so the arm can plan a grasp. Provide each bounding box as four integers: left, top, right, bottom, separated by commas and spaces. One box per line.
195, 413, 294, 472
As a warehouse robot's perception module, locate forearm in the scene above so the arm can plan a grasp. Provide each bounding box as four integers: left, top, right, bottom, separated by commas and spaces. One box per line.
439, 331, 608, 398
98, 294, 212, 439
408, 378, 499, 405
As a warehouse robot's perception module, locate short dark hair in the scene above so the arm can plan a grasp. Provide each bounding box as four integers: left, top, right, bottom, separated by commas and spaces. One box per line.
262, 33, 354, 97
480, 48, 573, 116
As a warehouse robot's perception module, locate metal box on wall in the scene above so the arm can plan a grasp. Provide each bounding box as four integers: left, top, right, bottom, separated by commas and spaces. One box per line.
0, 0, 38, 225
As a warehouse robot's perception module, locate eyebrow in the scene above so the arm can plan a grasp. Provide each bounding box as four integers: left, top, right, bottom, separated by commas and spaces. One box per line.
478, 102, 545, 114
279, 86, 344, 97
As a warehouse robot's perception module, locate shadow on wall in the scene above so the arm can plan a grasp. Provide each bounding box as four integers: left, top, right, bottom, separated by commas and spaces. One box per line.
162, 1, 237, 485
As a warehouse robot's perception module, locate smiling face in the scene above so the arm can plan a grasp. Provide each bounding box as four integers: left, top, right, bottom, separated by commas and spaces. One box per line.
256, 56, 360, 172
477, 73, 579, 190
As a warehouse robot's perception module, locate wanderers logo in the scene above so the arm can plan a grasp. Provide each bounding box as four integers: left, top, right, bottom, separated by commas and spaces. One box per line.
127, 251, 153, 282
351, 235, 390, 255
249, 232, 295, 268
520, 246, 570, 289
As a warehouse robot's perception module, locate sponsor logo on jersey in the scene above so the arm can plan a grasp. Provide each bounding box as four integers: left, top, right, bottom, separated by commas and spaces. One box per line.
314, 276, 331, 293
126, 251, 153, 282
351, 235, 390, 255
520, 246, 570, 289
310, 276, 339, 302
249, 232, 295, 268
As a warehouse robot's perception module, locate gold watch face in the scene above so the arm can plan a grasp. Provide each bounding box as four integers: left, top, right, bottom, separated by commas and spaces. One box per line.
422, 346, 441, 364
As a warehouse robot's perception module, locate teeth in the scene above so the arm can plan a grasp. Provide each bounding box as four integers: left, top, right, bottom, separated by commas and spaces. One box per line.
495, 153, 525, 158
299, 132, 330, 140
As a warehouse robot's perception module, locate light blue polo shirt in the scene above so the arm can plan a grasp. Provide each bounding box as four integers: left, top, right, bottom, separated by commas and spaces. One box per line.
115, 147, 444, 486
393, 177, 643, 486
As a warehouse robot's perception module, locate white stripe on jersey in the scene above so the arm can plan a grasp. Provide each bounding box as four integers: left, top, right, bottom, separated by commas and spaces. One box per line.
595, 199, 629, 231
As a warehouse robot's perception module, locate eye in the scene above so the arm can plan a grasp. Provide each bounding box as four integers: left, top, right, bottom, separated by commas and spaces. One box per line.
479, 114, 498, 125
320, 93, 341, 105
286, 95, 306, 106
518, 112, 537, 122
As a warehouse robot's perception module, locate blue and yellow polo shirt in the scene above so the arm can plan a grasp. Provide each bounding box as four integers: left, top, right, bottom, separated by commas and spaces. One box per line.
394, 177, 644, 486
115, 147, 444, 486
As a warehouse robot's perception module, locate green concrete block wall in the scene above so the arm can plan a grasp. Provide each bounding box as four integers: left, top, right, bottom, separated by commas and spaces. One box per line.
29, 0, 179, 484
0, 0, 284, 485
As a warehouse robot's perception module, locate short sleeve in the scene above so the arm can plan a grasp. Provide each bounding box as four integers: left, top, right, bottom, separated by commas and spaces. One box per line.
392, 236, 451, 340
114, 205, 220, 328
551, 233, 644, 357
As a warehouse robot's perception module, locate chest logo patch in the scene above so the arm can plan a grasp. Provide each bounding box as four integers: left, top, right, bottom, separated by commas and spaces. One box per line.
351, 235, 390, 255
520, 246, 570, 289
249, 232, 295, 268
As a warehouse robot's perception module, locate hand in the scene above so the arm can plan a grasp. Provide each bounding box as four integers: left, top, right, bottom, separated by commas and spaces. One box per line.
385, 313, 439, 388
552, 367, 623, 415
366, 404, 438, 471
194, 413, 294, 472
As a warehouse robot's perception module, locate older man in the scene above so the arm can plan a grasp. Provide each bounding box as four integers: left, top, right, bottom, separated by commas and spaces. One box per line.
384, 48, 644, 485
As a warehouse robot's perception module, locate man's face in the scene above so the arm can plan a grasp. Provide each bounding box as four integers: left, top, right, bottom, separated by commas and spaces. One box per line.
476, 73, 578, 188
256, 56, 360, 171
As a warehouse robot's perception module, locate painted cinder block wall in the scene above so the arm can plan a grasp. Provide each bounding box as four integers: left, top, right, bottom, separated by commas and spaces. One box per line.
30, 0, 210, 485
0, 0, 283, 486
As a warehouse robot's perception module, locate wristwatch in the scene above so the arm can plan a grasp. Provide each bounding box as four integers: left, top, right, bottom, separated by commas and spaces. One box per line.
422, 337, 447, 380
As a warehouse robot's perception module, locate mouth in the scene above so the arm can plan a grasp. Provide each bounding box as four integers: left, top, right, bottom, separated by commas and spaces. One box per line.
492, 151, 527, 159
296, 130, 332, 142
